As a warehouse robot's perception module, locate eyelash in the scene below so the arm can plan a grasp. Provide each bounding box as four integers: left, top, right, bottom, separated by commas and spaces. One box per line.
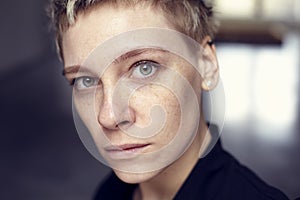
130, 60, 160, 80
70, 60, 161, 90
71, 76, 99, 90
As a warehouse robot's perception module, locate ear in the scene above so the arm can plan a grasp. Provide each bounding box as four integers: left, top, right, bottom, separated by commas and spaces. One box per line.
199, 36, 219, 91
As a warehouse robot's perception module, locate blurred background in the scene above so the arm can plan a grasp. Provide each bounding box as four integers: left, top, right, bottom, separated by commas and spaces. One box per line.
0, 0, 299, 199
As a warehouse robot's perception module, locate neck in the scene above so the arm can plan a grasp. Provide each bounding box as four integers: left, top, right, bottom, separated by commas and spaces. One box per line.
134, 120, 211, 200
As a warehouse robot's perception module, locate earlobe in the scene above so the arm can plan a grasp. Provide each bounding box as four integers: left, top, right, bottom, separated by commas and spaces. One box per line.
199, 36, 219, 91
201, 36, 216, 52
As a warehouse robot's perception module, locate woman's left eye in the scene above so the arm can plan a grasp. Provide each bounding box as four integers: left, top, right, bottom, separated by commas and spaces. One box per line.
131, 61, 160, 79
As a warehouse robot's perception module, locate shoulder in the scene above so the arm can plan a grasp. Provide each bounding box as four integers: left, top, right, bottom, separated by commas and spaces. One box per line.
175, 140, 288, 200
215, 150, 289, 200
93, 172, 137, 200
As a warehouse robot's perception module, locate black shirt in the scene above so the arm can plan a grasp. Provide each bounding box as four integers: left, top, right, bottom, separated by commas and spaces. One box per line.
94, 140, 288, 200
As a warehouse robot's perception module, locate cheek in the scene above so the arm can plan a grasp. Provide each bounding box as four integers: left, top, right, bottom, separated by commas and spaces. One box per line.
73, 91, 99, 133
130, 84, 181, 142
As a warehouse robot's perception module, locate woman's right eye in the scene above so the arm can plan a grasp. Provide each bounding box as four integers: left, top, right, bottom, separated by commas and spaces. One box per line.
72, 76, 98, 90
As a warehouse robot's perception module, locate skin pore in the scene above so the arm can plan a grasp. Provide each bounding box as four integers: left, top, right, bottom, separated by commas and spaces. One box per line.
62, 3, 219, 200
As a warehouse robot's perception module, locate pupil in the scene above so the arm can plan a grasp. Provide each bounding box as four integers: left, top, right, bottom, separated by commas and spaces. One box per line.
140, 64, 152, 75
83, 77, 94, 87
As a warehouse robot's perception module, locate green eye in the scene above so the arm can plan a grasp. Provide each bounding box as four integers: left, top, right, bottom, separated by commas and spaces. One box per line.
73, 76, 98, 90
139, 63, 153, 76
82, 77, 95, 87
131, 61, 159, 80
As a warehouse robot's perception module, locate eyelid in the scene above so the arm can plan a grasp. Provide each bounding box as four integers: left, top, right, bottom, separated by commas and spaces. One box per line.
130, 60, 161, 80
131, 60, 158, 68
71, 76, 99, 91
69, 59, 162, 88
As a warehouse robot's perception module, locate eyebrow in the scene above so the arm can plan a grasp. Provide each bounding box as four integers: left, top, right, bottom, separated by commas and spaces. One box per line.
63, 48, 167, 76
113, 49, 151, 64
63, 65, 88, 77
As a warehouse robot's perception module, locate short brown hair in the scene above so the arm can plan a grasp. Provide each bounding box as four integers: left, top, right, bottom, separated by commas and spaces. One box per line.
47, 0, 219, 61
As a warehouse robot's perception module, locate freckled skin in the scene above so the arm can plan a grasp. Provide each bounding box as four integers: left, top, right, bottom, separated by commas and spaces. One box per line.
62, 3, 218, 200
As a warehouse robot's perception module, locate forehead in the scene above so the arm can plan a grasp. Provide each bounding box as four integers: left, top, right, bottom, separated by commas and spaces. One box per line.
62, 4, 175, 68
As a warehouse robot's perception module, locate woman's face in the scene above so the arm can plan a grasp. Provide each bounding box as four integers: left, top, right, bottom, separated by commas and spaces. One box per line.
62, 3, 214, 183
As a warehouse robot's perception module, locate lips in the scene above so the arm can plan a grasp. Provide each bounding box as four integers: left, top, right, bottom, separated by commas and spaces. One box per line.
104, 143, 150, 160
106, 144, 149, 151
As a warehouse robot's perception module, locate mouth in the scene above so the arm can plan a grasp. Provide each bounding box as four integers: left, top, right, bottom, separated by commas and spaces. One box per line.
104, 143, 150, 160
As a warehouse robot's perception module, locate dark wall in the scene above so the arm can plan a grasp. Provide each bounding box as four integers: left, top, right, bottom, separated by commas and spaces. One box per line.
0, 1, 110, 199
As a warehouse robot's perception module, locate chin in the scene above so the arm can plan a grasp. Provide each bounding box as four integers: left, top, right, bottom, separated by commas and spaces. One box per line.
113, 169, 163, 184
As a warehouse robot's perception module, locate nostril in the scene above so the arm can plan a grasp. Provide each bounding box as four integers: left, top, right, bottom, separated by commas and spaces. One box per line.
117, 120, 133, 129
98, 96, 136, 130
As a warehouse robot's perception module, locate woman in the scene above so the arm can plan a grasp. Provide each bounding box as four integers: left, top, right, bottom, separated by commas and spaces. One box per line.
48, 0, 288, 199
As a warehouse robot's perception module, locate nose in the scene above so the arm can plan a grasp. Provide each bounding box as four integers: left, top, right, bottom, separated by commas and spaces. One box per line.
98, 94, 118, 130
97, 83, 135, 130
